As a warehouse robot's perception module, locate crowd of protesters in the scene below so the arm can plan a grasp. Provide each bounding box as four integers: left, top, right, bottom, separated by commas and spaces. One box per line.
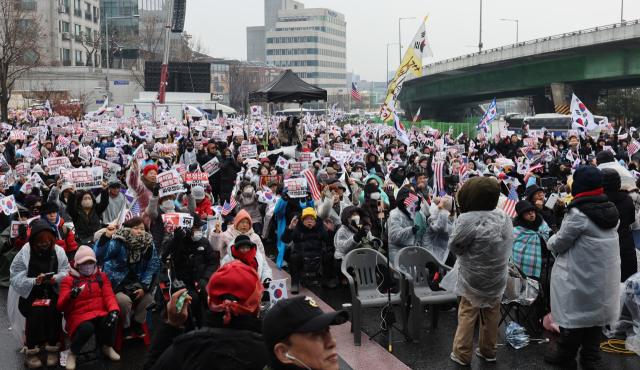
0, 108, 637, 370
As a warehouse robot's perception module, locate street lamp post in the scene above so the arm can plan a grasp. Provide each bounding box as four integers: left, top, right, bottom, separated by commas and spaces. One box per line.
501, 19, 519, 43
105, 14, 140, 99
387, 43, 399, 90
398, 17, 416, 63
479, 0, 483, 52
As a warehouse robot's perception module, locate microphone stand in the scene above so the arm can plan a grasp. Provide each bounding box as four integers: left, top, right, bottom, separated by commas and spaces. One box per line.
369, 200, 411, 351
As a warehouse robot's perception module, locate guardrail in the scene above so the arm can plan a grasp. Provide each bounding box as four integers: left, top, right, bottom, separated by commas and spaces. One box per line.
424, 19, 640, 69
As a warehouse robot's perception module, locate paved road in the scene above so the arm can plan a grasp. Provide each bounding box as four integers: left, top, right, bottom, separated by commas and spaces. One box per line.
1, 254, 640, 370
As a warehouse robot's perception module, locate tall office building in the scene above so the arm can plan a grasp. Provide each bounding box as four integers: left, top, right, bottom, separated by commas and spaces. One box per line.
247, 0, 347, 95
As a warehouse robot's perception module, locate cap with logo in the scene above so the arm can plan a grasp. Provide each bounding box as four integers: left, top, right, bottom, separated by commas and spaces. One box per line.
262, 296, 349, 350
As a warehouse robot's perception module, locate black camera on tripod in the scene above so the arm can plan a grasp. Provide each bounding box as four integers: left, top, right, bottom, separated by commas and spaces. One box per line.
444, 174, 460, 194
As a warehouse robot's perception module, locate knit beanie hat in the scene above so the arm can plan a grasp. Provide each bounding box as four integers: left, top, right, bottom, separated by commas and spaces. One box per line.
75, 245, 97, 264
234, 234, 254, 249
596, 150, 615, 165
206, 260, 263, 324
436, 195, 453, 211
571, 166, 603, 196
302, 207, 317, 220
457, 176, 500, 213
25, 195, 39, 208
601, 168, 621, 192
143, 164, 158, 176
233, 209, 253, 229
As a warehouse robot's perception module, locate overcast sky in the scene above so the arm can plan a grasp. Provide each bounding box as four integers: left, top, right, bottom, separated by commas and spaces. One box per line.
184, 0, 640, 82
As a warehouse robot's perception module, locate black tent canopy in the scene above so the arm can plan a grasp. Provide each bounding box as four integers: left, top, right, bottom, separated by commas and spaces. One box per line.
249, 69, 327, 103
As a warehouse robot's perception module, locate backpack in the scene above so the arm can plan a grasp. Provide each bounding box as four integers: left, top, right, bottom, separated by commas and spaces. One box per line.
71, 272, 103, 292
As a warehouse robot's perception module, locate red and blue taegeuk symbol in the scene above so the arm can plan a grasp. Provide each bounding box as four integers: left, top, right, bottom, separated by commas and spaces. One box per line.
273, 289, 283, 299
578, 103, 587, 112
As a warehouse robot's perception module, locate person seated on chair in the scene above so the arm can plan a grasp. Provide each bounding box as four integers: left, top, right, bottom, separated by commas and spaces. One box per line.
280, 207, 335, 294
0, 206, 30, 287
427, 195, 457, 265
161, 213, 218, 330
66, 183, 110, 245
143, 260, 270, 370
220, 234, 272, 285
511, 200, 551, 279
333, 205, 375, 284
147, 182, 196, 255
208, 209, 266, 260
94, 217, 161, 340
57, 245, 120, 370
262, 296, 349, 370
388, 188, 432, 266
9, 220, 71, 369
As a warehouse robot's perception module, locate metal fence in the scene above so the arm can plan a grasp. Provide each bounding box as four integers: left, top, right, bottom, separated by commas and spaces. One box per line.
375, 117, 481, 139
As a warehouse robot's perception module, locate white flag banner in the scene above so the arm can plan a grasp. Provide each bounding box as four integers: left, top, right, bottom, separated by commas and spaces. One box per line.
268, 279, 289, 306
392, 109, 410, 146
570, 94, 598, 132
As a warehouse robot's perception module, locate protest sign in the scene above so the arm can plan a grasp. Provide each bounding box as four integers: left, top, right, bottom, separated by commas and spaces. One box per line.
133, 145, 145, 166
239, 144, 257, 158
434, 152, 446, 162
202, 157, 220, 175
299, 152, 315, 162
44, 157, 71, 175
10, 217, 39, 237
10, 130, 25, 141
15, 163, 29, 177
185, 172, 209, 187
92, 157, 121, 177
71, 167, 103, 190
105, 147, 118, 158
289, 161, 307, 177
523, 138, 537, 148
161, 212, 194, 233
284, 178, 308, 198
259, 175, 282, 187
334, 143, 351, 152
157, 170, 183, 197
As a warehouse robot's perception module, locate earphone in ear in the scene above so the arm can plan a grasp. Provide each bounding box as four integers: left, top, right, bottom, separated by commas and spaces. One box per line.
285, 353, 312, 370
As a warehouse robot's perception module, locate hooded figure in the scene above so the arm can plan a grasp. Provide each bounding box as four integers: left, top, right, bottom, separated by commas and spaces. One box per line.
510, 200, 551, 278
601, 168, 636, 281
543, 166, 620, 369
67, 187, 110, 244
441, 176, 513, 366
365, 152, 382, 174
333, 205, 374, 261
426, 195, 456, 263
220, 234, 272, 283
357, 173, 390, 205
387, 187, 431, 266
389, 165, 407, 188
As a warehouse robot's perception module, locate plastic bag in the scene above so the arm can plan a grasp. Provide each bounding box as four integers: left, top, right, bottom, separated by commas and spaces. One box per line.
506, 322, 529, 349
7, 287, 26, 346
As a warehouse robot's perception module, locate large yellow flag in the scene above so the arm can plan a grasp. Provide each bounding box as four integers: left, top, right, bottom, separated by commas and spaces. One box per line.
380, 21, 432, 122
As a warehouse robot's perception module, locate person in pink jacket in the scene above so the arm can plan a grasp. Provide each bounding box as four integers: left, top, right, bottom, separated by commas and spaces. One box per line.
208, 210, 265, 260
127, 161, 157, 228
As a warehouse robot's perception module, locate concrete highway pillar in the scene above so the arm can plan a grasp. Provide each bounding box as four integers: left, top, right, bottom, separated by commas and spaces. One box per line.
550, 83, 569, 114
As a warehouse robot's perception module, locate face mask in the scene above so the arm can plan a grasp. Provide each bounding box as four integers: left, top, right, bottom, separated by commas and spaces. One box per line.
386, 156, 391, 161
81, 200, 92, 208
559, 146, 564, 150
560, 192, 568, 199
191, 231, 203, 241
162, 199, 174, 209
631, 193, 638, 202
370, 192, 381, 200
187, 147, 194, 152
351, 215, 360, 224
78, 263, 95, 277
244, 188, 254, 196
102, 140, 107, 144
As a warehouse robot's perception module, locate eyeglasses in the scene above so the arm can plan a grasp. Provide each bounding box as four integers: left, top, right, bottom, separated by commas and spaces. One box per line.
522, 209, 536, 214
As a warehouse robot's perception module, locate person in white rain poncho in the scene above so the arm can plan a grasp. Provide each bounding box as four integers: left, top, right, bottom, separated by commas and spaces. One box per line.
427, 195, 456, 264
441, 176, 513, 366
543, 166, 621, 370
387, 187, 431, 266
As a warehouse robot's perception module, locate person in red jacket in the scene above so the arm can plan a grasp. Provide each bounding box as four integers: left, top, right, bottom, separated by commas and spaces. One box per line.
186, 185, 212, 221
57, 245, 120, 370
18, 201, 79, 261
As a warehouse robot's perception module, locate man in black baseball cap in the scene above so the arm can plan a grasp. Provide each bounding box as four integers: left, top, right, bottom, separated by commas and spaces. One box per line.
263, 296, 349, 370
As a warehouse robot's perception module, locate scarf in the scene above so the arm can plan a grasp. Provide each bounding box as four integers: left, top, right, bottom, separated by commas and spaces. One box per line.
40, 214, 61, 239
112, 228, 153, 264
229, 226, 254, 239
140, 176, 155, 193
231, 246, 258, 272
572, 188, 603, 200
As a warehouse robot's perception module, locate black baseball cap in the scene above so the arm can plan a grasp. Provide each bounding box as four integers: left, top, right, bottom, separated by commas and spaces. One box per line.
262, 296, 349, 349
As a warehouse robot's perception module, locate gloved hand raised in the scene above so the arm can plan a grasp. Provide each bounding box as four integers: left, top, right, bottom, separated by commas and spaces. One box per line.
153, 183, 160, 197
174, 227, 186, 242
353, 225, 367, 243
69, 285, 84, 299
106, 310, 118, 327
411, 225, 420, 235
184, 183, 192, 195
18, 224, 27, 240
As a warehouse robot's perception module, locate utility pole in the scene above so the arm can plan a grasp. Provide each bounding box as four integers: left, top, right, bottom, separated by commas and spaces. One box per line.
479, 0, 483, 52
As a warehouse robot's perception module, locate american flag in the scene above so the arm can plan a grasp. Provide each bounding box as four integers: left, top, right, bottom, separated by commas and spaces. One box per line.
404, 192, 420, 207
58, 135, 70, 147
350, 74, 361, 101
125, 199, 141, 221
151, 101, 157, 109
629, 139, 640, 157
489, 149, 497, 156
433, 130, 440, 140
302, 169, 321, 200
459, 157, 469, 184
502, 185, 518, 218
50, 152, 58, 158
175, 163, 186, 175
413, 108, 421, 123
221, 195, 237, 216
433, 162, 444, 194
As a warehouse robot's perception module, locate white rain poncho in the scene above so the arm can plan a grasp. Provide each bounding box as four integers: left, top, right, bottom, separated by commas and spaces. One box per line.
547, 205, 621, 328
387, 208, 431, 266
426, 204, 455, 263
441, 209, 514, 308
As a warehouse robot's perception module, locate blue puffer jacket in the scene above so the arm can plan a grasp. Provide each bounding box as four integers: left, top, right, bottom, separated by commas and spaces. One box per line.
94, 140, 115, 156
274, 196, 314, 268
94, 229, 162, 290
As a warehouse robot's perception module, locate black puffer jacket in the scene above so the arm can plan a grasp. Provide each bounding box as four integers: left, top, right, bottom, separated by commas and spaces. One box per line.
604, 189, 637, 281
280, 217, 334, 259
66, 188, 109, 243
219, 156, 241, 193
566, 195, 619, 229
162, 235, 219, 288
144, 311, 270, 370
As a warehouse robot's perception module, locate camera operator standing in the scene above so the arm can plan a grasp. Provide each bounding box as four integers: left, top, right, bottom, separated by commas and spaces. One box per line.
277, 117, 301, 148
544, 166, 620, 370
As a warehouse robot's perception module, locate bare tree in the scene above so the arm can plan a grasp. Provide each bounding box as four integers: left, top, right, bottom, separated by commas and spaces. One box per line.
77, 30, 103, 67
0, 0, 48, 121
228, 64, 261, 114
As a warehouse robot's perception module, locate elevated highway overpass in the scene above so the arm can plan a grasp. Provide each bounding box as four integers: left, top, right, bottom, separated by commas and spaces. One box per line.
398, 19, 640, 121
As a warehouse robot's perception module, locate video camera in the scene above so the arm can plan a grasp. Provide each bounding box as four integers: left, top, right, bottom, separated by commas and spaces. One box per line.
444, 174, 460, 194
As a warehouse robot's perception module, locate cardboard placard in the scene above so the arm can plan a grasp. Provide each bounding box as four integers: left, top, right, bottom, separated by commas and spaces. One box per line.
284, 178, 307, 198
185, 172, 209, 187
105, 147, 118, 158
92, 157, 121, 177
70, 167, 103, 190
202, 157, 220, 175
289, 161, 308, 177
434, 152, 446, 162
334, 143, 351, 152
239, 144, 257, 158
523, 138, 537, 148
157, 170, 183, 197
15, 163, 30, 177
44, 157, 71, 175
259, 175, 282, 187
161, 212, 194, 233
299, 152, 316, 162
84, 131, 98, 142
